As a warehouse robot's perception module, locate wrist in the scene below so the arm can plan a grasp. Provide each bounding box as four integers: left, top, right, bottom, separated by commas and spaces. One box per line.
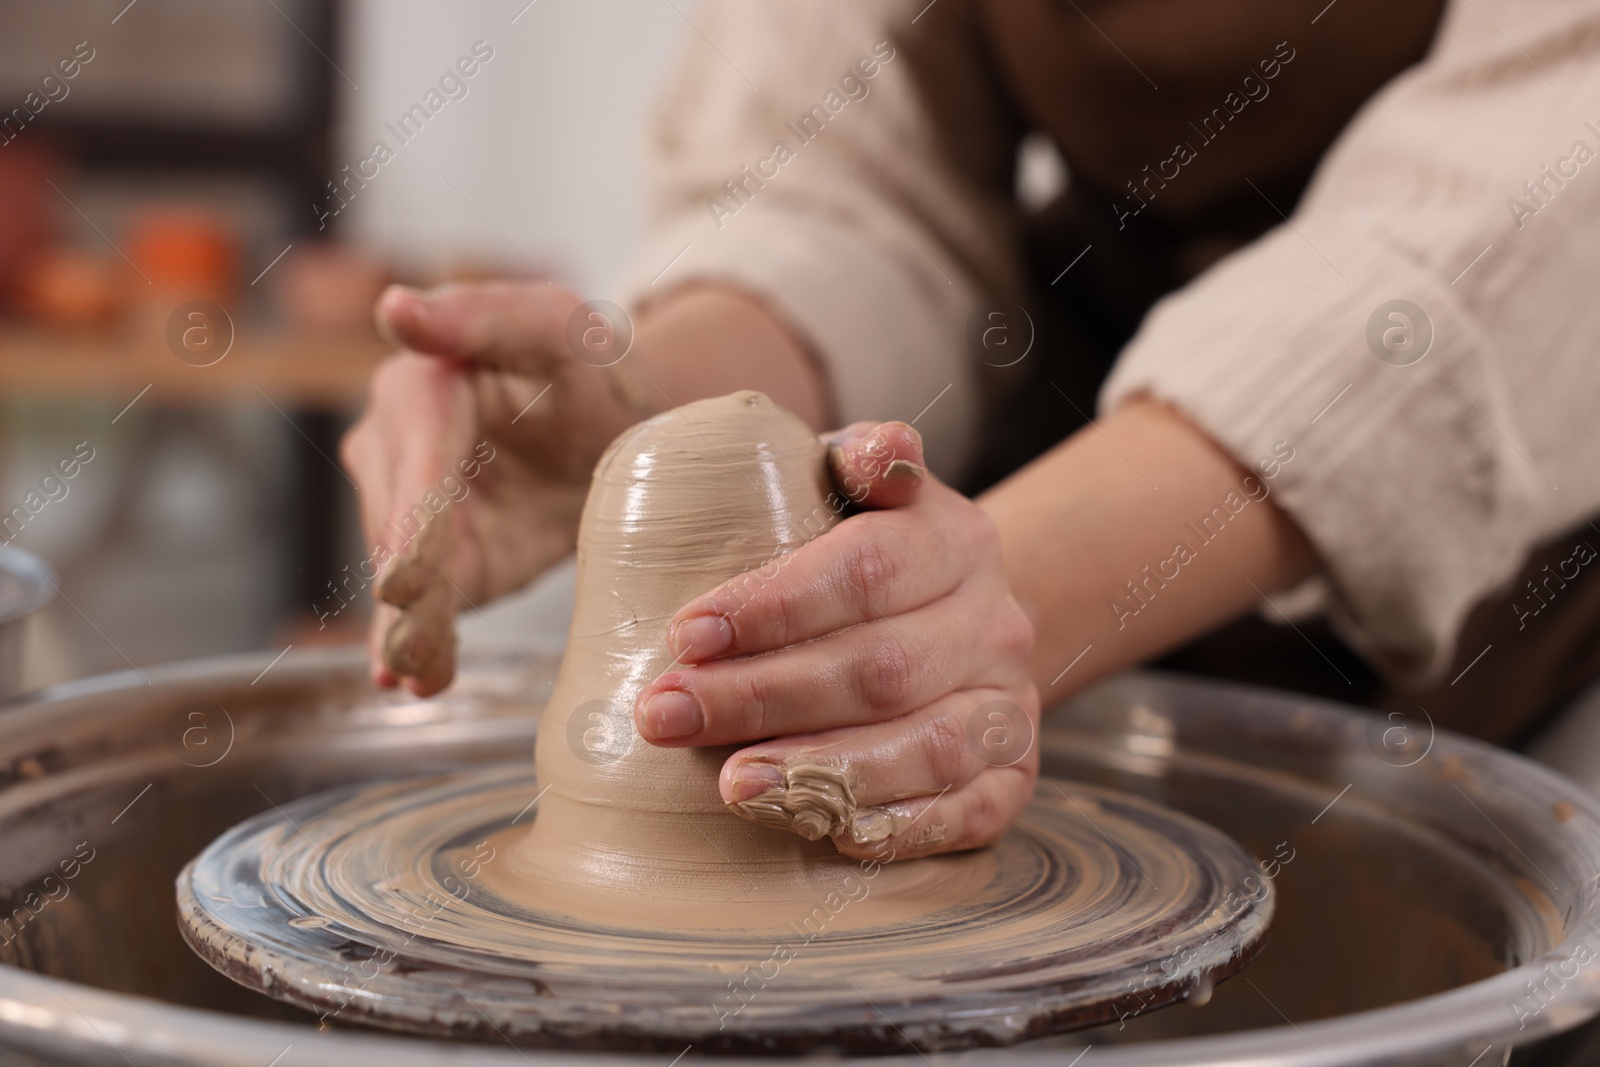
981, 400, 1318, 698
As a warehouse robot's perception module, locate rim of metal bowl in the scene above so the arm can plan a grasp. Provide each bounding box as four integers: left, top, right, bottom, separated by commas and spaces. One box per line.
0, 547, 55, 627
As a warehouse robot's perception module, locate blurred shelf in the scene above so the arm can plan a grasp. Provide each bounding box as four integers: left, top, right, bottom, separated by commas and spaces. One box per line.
0, 323, 385, 409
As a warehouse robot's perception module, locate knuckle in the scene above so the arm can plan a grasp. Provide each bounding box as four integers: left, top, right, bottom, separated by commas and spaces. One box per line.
958, 778, 1013, 848
965, 506, 1002, 558
841, 534, 898, 608
920, 713, 974, 788
727, 669, 774, 738
370, 354, 414, 397
754, 576, 800, 648
858, 632, 915, 714
719, 565, 793, 648
995, 600, 1036, 660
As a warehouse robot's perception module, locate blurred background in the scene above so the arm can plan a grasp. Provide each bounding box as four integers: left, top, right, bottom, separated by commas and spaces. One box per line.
0, 0, 682, 687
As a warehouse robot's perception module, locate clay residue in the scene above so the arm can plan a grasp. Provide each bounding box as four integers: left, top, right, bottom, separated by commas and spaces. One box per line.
847, 807, 939, 846
728, 762, 858, 841
727, 761, 940, 847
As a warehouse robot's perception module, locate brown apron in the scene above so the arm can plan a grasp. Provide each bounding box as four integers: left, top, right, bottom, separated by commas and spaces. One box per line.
934, 0, 1596, 741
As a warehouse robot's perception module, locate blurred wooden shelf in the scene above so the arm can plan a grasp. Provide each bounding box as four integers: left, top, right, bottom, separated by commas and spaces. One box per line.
0, 322, 387, 409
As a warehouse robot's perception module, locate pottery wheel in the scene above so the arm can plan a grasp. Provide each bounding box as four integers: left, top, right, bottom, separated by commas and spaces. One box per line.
177, 763, 1271, 1053
178, 393, 1272, 1053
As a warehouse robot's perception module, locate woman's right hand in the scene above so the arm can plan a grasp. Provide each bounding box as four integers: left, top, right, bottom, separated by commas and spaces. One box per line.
341, 281, 658, 696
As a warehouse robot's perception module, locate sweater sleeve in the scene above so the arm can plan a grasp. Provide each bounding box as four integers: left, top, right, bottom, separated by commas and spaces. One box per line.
611, 0, 1025, 481
1101, 0, 1600, 680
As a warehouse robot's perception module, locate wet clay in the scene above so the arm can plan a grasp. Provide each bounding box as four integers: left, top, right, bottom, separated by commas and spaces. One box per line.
176, 392, 1276, 1051
726, 761, 859, 841
497, 392, 1025, 930
507, 392, 859, 924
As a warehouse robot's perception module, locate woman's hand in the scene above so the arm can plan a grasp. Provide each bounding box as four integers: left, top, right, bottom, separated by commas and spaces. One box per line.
344, 279, 831, 698
342, 281, 656, 696
634, 422, 1040, 859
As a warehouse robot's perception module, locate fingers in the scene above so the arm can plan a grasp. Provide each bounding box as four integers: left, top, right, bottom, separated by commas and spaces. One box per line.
666, 482, 977, 664
374, 281, 584, 377
344, 354, 474, 557
638, 583, 1034, 745
642, 415, 1032, 858
718, 688, 1034, 808
368, 602, 399, 688
716, 687, 1040, 858
663, 418, 929, 665
826, 421, 926, 510
832, 766, 1037, 859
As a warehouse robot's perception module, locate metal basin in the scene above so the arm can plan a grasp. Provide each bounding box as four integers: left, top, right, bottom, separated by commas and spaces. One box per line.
0, 649, 1597, 1065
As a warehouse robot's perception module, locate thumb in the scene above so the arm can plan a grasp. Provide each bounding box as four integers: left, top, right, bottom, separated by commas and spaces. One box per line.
825, 421, 926, 511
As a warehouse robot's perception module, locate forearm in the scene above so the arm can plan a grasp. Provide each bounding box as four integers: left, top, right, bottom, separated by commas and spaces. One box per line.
980, 399, 1318, 697
633, 285, 833, 430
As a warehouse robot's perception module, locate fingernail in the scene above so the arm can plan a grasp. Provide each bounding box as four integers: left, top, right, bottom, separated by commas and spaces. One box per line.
672, 615, 732, 661
375, 285, 425, 346
382, 283, 424, 307
731, 762, 786, 803
640, 689, 702, 740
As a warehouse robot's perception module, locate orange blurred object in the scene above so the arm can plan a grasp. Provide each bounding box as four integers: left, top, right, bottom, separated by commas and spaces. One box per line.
17, 248, 125, 329
124, 207, 240, 304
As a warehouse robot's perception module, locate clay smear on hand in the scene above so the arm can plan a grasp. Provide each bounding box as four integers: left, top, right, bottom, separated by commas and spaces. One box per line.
728, 761, 858, 841
727, 759, 927, 846
375, 503, 455, 689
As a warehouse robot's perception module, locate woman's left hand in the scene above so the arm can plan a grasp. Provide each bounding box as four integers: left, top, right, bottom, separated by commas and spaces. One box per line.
633, 421, 1040, 860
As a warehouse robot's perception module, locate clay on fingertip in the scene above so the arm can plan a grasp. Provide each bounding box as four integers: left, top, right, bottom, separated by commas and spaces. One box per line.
376, 504, 449, 607
845, 806, 935, 846
885, 458, 924, 479
846, 807, 899, 845
727, 759, 929, 848
827, 420, 928, 510
728, 761, 859, 841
